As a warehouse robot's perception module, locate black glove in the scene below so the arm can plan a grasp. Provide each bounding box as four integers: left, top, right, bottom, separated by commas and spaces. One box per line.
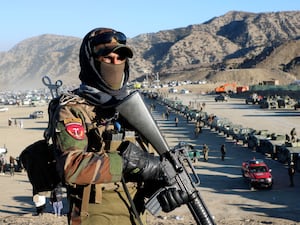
119, 141, 162, 182
157, 188, 189, 212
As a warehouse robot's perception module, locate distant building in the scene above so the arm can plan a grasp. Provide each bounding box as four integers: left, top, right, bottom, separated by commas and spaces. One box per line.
262, 80, 279, 85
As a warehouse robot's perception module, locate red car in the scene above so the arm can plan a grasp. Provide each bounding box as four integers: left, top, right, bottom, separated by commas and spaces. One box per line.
241, 158, 273, 190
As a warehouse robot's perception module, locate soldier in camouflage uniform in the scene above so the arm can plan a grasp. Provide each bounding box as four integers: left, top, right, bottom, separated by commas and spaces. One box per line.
49, 28, 188, 225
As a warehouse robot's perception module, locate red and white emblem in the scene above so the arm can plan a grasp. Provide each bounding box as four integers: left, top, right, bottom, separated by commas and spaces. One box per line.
66, 122, 85, 140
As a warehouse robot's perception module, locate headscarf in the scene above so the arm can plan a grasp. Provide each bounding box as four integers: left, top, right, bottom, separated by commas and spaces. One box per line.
77, 28, 132, 106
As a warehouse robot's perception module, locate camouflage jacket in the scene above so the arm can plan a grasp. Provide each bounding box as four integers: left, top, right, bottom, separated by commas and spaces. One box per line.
50, 93, 128, 186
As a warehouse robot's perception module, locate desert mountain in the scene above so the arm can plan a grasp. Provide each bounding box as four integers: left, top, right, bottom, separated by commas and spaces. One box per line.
0, 11, 299, 90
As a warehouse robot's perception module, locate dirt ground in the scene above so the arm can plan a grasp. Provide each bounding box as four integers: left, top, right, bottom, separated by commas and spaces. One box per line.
0, 92, 299, 225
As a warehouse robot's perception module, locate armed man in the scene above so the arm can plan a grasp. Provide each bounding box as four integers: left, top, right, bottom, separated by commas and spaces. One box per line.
45, 27, 201, 225
22, 27, 215, 225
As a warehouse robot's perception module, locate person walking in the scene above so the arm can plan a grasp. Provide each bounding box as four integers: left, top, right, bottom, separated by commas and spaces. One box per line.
0, 155, 4, 174
8, 118, 12, 127
194, 120, 202, 138
165, 110, 169, 120
203, 144, 209, 161
194, 124, 200, 138
290, 128, 297, 142
288, 162, 296, 187
175, 116, 179, 127
221, 144, 226, 161
50, 183, 64, 216
45, 27, 188, 225
9, 156, 15, 176
285, 134, 291, 144
192, 149, 198, 163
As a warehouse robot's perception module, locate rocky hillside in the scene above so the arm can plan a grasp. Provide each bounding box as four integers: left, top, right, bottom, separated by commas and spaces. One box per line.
0, 11, 300, 90
0, 35, 81, 89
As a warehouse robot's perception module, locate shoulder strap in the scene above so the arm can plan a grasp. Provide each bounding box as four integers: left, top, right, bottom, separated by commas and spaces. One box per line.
44, 96, 61, 142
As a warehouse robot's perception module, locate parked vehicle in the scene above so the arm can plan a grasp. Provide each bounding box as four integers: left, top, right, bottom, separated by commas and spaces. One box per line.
241, 158, 273, 190
276, 146, 300, 168
29, 110, 44, 119
218, 120, 233, 136
245, 93, 263, 104
215, 94, 229, 102
277, 96, 296, 109
173, 141, 201, 161
197, 111, 208, 124
210, 116, 224, 131
259, 97, 278, 109
294, 100, 300, 110
227, 124, 243, 138
180, 89, 189, 94
168, 88, 178, 93
186, 109, 200, 121
233, 127, 255, 145
247, 130, 271, 150
257, 134, 285, 159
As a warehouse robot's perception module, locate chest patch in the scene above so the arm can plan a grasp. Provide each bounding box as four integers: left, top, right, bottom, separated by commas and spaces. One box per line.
65, 122, 85, 140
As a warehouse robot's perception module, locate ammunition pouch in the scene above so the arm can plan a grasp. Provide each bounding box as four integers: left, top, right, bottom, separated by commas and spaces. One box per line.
102, 130, 136, 152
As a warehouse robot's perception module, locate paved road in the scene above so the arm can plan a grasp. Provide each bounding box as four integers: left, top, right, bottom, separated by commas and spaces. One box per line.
144, 94, 300, 224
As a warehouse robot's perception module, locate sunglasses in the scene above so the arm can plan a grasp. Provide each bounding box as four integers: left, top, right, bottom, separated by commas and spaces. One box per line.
91, 31, 127, 46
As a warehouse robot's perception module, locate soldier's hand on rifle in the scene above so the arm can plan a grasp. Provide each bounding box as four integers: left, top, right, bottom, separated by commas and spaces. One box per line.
157, 188, 189, 212
119, 141, 164, 182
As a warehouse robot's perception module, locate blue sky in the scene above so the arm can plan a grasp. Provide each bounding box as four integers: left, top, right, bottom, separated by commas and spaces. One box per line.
0, 0, 299, 51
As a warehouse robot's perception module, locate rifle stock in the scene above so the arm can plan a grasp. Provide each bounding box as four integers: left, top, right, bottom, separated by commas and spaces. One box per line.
116, 91, 216, 225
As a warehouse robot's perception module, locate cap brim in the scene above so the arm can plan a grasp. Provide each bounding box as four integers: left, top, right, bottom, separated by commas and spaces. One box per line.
95, 44, 133, 58
111, 45, 133, 58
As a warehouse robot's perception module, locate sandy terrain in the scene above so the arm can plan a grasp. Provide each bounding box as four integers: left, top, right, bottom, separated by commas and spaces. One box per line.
0, 92, 299, 225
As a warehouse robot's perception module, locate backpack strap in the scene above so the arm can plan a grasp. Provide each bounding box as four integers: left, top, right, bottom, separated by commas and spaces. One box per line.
80, 184, 91, 217
95, 184, 102, 203
79, 184, 102, 216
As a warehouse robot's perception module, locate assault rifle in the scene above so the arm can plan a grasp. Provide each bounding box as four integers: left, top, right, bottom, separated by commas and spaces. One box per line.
116, 91, 216, 225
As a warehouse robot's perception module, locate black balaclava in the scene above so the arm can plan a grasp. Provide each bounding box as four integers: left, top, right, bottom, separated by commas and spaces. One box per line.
77, 28, 133, 106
